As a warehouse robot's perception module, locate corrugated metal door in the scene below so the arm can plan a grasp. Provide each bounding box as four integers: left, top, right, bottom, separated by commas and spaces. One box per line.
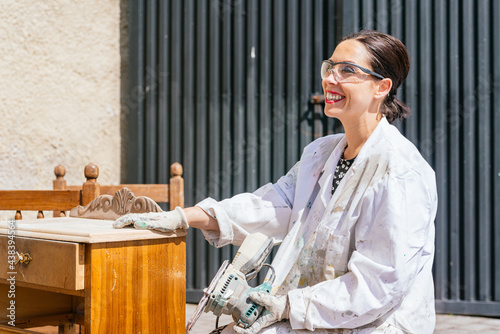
127, 0, 500, 316
127, 0, 342, 303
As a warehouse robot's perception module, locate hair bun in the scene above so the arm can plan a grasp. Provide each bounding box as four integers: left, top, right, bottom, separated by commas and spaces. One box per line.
384, 97, 411, 123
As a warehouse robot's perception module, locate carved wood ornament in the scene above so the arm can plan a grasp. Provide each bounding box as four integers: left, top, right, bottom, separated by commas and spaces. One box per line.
70, 188, 163, 220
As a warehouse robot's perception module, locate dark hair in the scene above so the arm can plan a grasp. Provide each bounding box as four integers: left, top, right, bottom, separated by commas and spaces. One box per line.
343, 30, 411, 123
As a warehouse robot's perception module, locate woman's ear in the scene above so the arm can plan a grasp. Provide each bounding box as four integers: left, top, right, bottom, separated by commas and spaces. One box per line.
374, 78, 392, 99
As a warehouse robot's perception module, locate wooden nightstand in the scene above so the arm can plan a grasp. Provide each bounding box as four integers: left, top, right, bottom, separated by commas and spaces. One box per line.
0, 218, 186, 333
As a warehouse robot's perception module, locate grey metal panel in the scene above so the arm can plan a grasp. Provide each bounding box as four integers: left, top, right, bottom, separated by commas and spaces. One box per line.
432, 0, 448, 302
259, 0, 272, 186
389, 0, 403, 133
403, 0, 418, 143
313, 0, 325, 140
340, 0, 353, 36
476, 0, 492, 302
127, 0, 500, 315
245, 0, 259, 192
418, 0, 432, 163
447, 0, 462, 301
389, 0, 403, 40
361, 0, 374, 29
286, 0, 300, 169
207, 1, 220, 199
182, 0, 195, 209
170, 0, 182, 165
374, 0, 388, 33
157, 0, 170, 186
206, 0, 225, 291
232, 0, 245, 196
272, 0, 285, 182
220, 0, 232, 202
494, 0, 500, 303
299, 0, 314, 149
192, 0, 209, 292
127, 0, 145, 183
145, 0, 157, 184
461, 0, 476, 302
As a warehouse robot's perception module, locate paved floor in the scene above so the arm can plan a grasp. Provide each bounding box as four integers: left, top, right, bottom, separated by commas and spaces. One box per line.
186, 303, 500, 333
434, 313, 500, 333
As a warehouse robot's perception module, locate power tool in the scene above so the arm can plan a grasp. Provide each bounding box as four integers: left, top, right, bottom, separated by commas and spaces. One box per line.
186, 232, 276, 332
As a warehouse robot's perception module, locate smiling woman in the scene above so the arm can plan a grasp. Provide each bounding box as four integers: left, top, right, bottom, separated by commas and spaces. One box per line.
321, 31, 411, 161
115, 30, 438, 334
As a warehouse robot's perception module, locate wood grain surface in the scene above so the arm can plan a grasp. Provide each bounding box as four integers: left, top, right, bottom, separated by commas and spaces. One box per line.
84, 237, 186, 333
0, 191, 80, 211
0, 236, 84, 290
0, 284, 73, 325
0, 218, 187, 244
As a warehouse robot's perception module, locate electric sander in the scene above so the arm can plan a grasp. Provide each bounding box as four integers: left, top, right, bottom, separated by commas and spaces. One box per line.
186, 232, 276, 332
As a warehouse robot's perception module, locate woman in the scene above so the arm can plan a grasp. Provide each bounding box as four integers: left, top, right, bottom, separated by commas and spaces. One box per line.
115, 30, 437, 333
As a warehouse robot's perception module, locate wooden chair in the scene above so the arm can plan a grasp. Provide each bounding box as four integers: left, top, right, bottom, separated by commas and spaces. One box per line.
0, 163, 185, 333
53, 162, 184, 211
0, 168, 99, 220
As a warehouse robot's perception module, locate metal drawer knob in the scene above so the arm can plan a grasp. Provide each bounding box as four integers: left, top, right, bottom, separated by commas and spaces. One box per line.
15, 252, 32, 265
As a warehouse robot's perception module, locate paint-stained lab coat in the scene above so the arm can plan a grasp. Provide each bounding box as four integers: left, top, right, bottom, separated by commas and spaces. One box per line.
197, 117, 437, 334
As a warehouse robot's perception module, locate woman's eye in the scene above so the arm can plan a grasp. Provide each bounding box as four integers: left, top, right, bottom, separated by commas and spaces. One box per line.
340, 65, 356, 74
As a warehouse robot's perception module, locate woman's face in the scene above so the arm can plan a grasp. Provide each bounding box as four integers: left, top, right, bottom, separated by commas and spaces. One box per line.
322, 39, 382, 122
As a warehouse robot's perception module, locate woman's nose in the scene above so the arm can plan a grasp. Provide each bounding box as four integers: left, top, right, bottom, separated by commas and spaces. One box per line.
323, 70, 339, 85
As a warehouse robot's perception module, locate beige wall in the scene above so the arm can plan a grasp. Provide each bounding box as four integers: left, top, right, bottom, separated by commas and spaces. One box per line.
0, 0, 128, 219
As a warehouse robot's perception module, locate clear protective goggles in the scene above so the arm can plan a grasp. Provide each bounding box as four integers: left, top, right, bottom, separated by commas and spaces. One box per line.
321, 60, 385, 83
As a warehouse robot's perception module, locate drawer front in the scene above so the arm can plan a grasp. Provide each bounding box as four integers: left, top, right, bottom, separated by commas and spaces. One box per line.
0, 236, 84, 290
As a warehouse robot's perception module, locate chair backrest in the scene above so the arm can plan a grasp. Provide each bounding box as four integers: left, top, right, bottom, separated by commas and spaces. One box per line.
0, 167, 99, 220
54, 162, 184, 210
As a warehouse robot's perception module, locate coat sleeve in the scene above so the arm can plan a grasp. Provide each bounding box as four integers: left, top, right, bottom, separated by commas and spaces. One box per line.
195, 161, 299, 247
288, 168, 437, 330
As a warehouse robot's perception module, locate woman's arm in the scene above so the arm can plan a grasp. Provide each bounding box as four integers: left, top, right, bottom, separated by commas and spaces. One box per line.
183, 206, 220, 231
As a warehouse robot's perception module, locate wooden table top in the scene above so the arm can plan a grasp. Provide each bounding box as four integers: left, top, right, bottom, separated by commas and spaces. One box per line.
0, 217, 187, 243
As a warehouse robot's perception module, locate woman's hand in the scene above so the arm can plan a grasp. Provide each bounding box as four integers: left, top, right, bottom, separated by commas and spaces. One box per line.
113, 206, 189, 232
234, 293, 289, 334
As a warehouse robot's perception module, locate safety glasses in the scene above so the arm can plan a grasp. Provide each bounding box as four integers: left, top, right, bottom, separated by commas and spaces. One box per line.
321, 60, 385, 83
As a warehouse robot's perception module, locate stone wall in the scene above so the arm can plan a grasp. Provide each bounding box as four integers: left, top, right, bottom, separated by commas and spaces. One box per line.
0, 0, 128, 219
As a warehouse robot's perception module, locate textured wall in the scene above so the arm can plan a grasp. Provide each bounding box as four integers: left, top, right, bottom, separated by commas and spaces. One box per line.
0, 0, 128, 219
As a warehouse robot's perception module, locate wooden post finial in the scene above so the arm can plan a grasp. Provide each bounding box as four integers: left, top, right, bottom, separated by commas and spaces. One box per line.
170, 162, 183, 177
54, 165, 66, 179
82, 163, 100, 206
85, 163, 99, 181
53, 165, 67, 217
169, 163, 184, 209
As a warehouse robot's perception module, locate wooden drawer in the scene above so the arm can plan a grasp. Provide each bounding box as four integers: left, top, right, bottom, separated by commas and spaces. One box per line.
0, 236, 84, 290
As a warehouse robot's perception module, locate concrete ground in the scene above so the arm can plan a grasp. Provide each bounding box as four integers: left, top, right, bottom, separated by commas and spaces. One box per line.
186, 303, 500, 333
28, 304, 500, 333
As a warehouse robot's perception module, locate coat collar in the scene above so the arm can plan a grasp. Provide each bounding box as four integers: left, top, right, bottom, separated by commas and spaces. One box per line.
350, 116, 390, 172
290, 135, 344, 221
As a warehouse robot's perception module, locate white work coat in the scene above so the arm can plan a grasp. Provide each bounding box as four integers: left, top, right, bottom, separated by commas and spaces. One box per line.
197, 117, 437, 333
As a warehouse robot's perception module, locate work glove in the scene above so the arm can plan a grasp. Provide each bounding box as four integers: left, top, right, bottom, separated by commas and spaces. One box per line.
113, 206, 189, 232
233, 293, 289, 334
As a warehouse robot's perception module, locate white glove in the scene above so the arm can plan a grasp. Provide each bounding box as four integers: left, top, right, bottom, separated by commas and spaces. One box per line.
113, 206, 189, 232
233, 293, 289, 334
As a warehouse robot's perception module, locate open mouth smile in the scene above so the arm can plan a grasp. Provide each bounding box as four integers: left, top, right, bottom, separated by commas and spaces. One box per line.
325, 91, 345, 104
